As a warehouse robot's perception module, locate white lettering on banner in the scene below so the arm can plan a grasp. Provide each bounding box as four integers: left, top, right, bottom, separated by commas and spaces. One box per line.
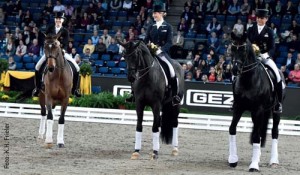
186, 90, 233, 108
113, 85, 131, 96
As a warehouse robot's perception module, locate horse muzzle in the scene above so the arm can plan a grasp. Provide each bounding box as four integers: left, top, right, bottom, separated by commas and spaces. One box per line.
48, 67, 55, 72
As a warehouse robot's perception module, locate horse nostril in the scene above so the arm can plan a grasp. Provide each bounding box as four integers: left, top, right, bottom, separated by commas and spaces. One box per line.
48, 67, 54, 72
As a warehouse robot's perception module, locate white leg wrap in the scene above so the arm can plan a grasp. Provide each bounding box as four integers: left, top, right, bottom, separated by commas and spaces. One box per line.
263, 59, 281, 82
270, 139, 279, 165
172, 128, 178, 148
134, 131, 142, 150
228, 135, 238, 163
153, 132, 160, 151
65, 53, 80, 71
38, 116, 46, 137
57, 124, 64, 145
35, 54, 46, 70
249, 143, 261, 170
45, 120, 54, 143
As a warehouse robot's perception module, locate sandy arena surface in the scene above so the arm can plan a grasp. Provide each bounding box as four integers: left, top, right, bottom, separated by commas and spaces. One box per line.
0, 117, 299, 175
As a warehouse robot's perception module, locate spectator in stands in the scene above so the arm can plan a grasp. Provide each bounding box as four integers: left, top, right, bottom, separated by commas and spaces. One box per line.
218, 0, 228, 15
138, 27, 147, 40
122, 0, 133, 18
208, 66, 217, 82
192, 53, 201, 68
206, 0, 218, 15
287, 34, 299, 53
101, 29, 112, 48
4, 38, 15, 56
14, 33, 23, 48
201, 74, 209, 82
233, 18, 245, 35
184, 0, 192, 9
206, 53, 216, 68
96, 1, 107, 20
228, 0, 240, 16
134, 15, 144, 32
223, 63, 233, 82
172, 30, 184, 48
270, 22, 279, 43
2, 0, 14, 17
206, 17, 221, 36
219, 33, 231, 50
107, 38, 119, 58
8, 56, 16, 70
207, 32, 220, 53
40, 19, 49, 31
66, 41, 73, 54
280, 65, 289, 84
75, 54, 82, 66
138, 6, 147, 22
180, 6, 193, 25
26, 39, 40, 62
127, 31, 136, 42
64, 2, 74, 21
284, 0, 296, 17
43, 0, 54, 16
85, 2, 97, 16
185, 71, 194, 81
288, 63, 300, 86
177, 18, 188, 34
91, 30, 100, 45
83, 39, 95, 55
216, 74, 224, 82
80, 12, 90, 31
110, 0, 123, 12
194, 5, 205, 25
253, 0, 265, 10
246, 18, 253, 30
23, 26, 31, 46
115, 28, 125, 41
95, 38, 107, 59
194, 68, 203, 81
70, 47, 80, 60
143, 16, 153, 31
248, 9, 256, 22
240, 0, 251, 16
284, 52, 296, 72
15, 40, 27, 58
272, 0, 283, 17
90, 13, 103, 31
187, 18, 198, 34
53, 0, 65, 13
0, 8, 5, 24
186, 61, 195, 74
20, 10, 32, 28
288, 20, 300, 38
82, 48, 94, 65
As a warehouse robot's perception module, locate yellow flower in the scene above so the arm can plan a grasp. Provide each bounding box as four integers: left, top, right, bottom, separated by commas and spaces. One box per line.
32, 97, 39, 101
1, 95, 9, 100
69, 98, 73, 103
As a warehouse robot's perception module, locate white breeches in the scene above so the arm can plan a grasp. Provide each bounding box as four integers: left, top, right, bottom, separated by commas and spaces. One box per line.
35, 53, 80, 72
159, 55, 175, 78
261, 58, 281, 83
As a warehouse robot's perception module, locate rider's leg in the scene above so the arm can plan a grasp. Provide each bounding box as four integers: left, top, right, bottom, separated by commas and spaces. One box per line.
156, 50, 181, 105
32, 55, 46, 97
65, 53, 81, 97
263, 58, 284, 113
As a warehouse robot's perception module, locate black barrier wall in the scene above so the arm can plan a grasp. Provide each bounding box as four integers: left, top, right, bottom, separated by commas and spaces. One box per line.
92, 77, 300, 117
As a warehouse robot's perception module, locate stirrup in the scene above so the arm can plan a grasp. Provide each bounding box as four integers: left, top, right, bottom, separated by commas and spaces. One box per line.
172, 95, 181, 106
273, 103, 282, 114
32, 88, 40, 97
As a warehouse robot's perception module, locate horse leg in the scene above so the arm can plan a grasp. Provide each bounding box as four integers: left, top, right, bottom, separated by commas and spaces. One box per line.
57, 99, 68, 148
151, 103, 161, 160
45, 98, 54, 148
249, 109, 264, 172
270, 112, 280, 166
171, 105, 180, 156
131, 103, 145, 160
228, 107, 243, 167
38, 94, 46, 139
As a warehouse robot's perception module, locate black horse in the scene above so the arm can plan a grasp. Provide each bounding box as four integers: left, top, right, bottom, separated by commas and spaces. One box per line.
228, 33, 285, 171
118, 40, 184, 160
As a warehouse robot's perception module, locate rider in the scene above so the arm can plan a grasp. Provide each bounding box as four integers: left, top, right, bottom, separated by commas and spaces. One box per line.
126, 4, 181, 105
247, 9, 284, 113
32, 12, 81, 97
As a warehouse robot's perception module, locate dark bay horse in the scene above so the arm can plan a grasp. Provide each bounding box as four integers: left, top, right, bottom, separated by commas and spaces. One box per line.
228, 33, 285, 171
37, 32, 72, 148
118, 40, 184, 160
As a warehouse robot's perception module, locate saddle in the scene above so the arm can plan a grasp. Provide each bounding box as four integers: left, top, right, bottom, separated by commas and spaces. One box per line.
155, 56, 173, 97
258, 61, 276, 92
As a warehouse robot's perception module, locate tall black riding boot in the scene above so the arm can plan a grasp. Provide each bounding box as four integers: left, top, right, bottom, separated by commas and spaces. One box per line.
72, 71, 81, 97
171, 77, 181, 106
32, 70, 42, 97
274, 81, 283, 113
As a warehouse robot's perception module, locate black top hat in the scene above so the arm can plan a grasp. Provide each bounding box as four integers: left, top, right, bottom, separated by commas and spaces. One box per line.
256, 9, 269, 18
54, 12, 66, 19
153, 4, 166, 12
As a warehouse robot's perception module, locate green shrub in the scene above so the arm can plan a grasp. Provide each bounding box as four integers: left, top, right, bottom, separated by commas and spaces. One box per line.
79, 63, 93, 77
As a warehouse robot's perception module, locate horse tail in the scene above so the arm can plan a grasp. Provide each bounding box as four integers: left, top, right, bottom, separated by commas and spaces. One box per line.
260, 109, 272, 147
160, 102, 179, 144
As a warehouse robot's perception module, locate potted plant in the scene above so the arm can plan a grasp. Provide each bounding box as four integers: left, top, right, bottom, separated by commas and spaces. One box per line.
113, 95, 128, 109
79, 63, 93, 77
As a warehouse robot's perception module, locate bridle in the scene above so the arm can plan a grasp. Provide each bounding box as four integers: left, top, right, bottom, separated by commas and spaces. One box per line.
44, 39, 66, 70
123, 43, 154, 80
231, 42, 258, 75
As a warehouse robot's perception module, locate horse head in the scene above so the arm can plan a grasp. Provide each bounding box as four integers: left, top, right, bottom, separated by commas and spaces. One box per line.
230, 32, 256, 76
43, 32, 63, 72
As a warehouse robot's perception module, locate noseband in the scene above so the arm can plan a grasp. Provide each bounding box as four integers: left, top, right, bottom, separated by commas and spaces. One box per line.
231, 42, 258, 75
44, 40, 66, 69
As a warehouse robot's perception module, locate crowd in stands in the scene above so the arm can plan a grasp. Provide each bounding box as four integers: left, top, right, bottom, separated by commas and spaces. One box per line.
0, 0, 299, 87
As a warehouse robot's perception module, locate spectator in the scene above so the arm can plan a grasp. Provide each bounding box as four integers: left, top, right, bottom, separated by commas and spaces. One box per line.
198, 59, 209, 75
70, 47, 80, 61
138, 27, 147, 40
15, 40, 27, 58
8, 56, 16, 70
22, 26, 31, 46
218, 0, 228, 15
89, 13, 103, 31
143, 16, 153, 31
228, 0, 240, 16
20, 10, 32, 27
64, 2, 74, 21
101, 29, 112, 48
172, 30, 184, 47
138, 6, 147, 22
85, 2, 97, 16
280, 65, 289, 84
53, 0, 65, 13
91, 30, 100, 45
75, 54, 82, 66
284, 0, 296, 17
4, 38, 15, 56
177, 18, 188, 34
2, 0, 14, 17
81, 48, 94, 65
192, 53, 201, 68
248, 9, 256, 22
206, 0, 218, 15
201, 74, 209, 82
272, 0, 283, 17
194, 5, 205, 25
219, 33, 231, 50
223, 63, 233, 82
80, 12, 90, 31
233, 18, 245, 35
270, 22, 279, 44
107, 38, 119, 58
288, 20, 300, 38
83, 39, 95, 55
287, 34, 299, 53
180, 6, 193, 25
206, 17, 221, 36
206, 54, 216, 68
240, 0, 251, 16
26, 39, 40, 62
115, 28, 125, 41
187, 18, 198, 34
66, 41, 73, 54
194, 68, 204, 81
43, 0, 54, 16
207, 32, 220, 52
246, 18, 253, 30
95, 38, 107, 59
288, 63, 300, 86
122, 0, 133, 18
110, 0, 123, 12
216, 74, 224, 82
208, 66, 217, 82
284, 52, 296, 72
134, 15, 143, 32
185, 71, 194, 81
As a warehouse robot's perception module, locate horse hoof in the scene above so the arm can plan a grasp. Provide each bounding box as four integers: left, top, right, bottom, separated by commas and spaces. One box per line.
249, 168, 259, 172
57, 144, 65, 148
171, 148, 178, 156
229, 162, 238, 168
270, 163, 279, 168
38, 134, 44, 139
131, 152, 140, 160
44, 143, 53, 149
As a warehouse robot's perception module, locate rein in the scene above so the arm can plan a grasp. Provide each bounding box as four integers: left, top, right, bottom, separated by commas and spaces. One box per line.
45, 42, 66, 70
